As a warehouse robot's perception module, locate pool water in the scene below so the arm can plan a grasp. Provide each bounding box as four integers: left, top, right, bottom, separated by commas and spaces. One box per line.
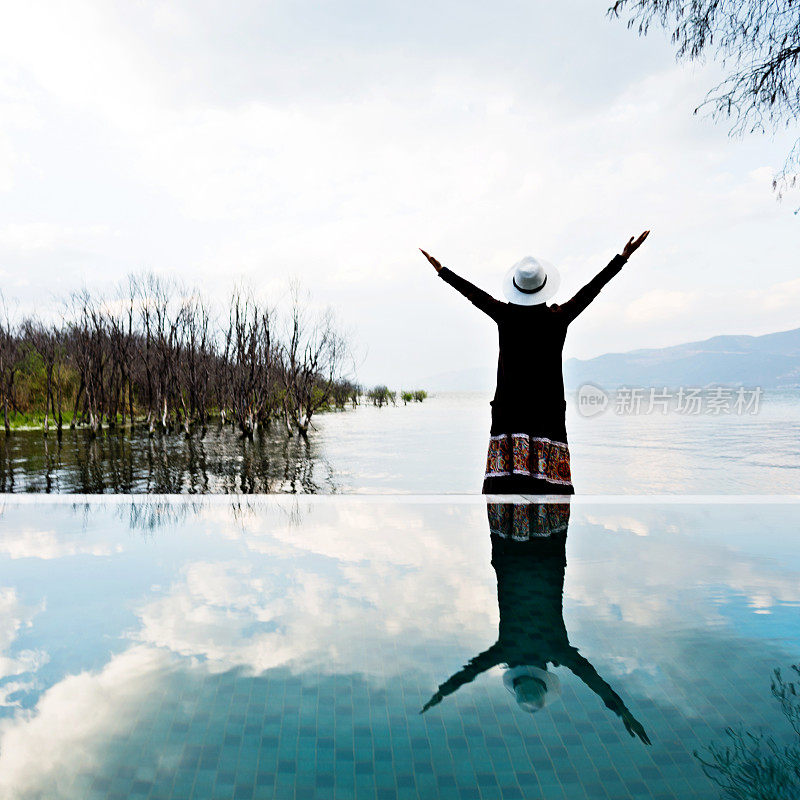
1, 497, 799, 799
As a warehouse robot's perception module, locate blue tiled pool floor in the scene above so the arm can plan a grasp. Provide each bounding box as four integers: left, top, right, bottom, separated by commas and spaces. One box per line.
0, 497, 798, 799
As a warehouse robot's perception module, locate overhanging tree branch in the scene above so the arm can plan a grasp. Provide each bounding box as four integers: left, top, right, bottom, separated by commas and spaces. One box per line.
608, 0, 800, 196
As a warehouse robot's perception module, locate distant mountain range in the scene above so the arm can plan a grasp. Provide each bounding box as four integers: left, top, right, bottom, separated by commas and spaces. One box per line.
420, 327, 800, 392
563, 327, 800, 390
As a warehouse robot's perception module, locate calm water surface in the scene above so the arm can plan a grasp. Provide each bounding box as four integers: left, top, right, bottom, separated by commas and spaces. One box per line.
1, 391, 798, 493
0, 498, 799, 799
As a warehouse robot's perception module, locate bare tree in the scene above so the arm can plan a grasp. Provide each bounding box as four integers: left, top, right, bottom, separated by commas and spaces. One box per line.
330, 379, 361, 409
0, 296, 20, 433
68, 291, 108, 436
608, 0, 800, 195
179, 291, 213, 433
23, 318, 60, 435
106, 285, 136, 429
1, 273, 358, 442
131, 273, 157, 433
131, 273, 185, 435
280, 283, 349, 438
225, 289, 279, 439
366, 385, 396, 408
51, 320, 67, 433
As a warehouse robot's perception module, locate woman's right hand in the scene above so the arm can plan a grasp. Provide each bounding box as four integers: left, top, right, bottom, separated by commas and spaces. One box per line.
419, 248, 443, 273
621, 230, 650, 259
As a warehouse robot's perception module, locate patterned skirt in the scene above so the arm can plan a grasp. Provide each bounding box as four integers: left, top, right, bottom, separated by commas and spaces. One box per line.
482, 433, 573, 495
488, 500, 571, 540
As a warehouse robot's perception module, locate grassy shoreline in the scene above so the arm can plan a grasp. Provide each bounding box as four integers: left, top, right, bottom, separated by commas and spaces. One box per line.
0, 408, 342, 434
1, 389, 430, 433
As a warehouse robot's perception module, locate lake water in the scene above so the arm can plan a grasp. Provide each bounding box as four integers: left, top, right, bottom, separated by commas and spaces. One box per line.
1, 497, 799, 799
1, 391, 798, 494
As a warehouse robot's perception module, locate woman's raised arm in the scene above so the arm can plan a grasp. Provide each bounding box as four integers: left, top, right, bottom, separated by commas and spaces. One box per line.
552, 231, 650, 325
419, 643, 502, 713
562, 645, 651, 745
420, 248, 504, 321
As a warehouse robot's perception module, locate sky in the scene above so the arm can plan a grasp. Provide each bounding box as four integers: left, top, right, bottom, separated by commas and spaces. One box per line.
0, 0, 797, 388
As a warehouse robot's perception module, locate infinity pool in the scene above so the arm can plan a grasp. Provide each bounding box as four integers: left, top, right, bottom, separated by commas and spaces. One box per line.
1, 497, 799, 799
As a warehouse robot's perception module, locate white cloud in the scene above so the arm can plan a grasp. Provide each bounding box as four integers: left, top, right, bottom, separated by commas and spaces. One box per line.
570, 508, 800, 628
0, 645, 172, 800
583, 513, 652, 537
0, 528, 121, 560
617, 273, 800, 338
133, 501, 498, 676
0, 223, 113, 254
0, 588, 47, 709
625, 289, 698, 324
756, 276, 800, 313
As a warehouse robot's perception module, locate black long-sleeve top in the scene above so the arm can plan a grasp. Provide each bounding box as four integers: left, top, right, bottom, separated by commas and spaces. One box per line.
438, 254, 628, 440
421, 523, 646, 739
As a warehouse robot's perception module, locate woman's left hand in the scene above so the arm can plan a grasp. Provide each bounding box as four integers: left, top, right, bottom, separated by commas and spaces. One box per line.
621, 230, 650, 259
419, 249, 444, 273
621, 709, 652, 745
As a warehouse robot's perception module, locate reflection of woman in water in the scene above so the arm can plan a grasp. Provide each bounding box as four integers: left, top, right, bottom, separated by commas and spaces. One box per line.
421, 501, 650, 745
421, 232, 649, 494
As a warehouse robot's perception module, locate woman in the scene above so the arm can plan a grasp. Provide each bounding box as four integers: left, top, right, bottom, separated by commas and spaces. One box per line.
420, 500, 651, 745
420, 232, 649, 494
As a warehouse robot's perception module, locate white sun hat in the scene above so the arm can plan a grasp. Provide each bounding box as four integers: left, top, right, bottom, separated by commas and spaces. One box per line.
503, 665, 561, 713
502, 256, 561, 305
